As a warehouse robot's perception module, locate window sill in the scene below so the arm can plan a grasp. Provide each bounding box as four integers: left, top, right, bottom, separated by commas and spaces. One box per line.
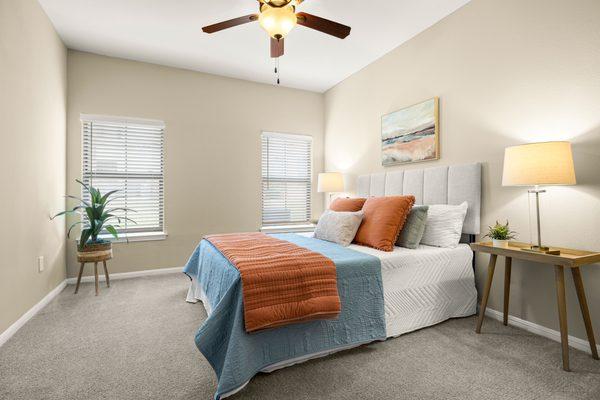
96, 231, 168, 243
261, 224, 315, 234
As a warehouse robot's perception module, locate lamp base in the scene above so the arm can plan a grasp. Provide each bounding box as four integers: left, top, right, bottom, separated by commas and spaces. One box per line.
521, 245, 561, 255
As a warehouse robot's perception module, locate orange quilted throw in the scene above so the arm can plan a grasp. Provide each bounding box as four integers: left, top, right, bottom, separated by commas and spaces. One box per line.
204, 232, 341, 333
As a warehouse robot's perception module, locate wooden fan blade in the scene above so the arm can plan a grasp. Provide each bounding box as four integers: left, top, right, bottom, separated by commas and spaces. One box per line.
271, 37, 284, 58
296, 12, 351, 39
202, 14, 259, 33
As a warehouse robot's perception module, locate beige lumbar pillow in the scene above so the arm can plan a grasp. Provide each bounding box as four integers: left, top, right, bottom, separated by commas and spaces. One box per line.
314, 210, 364, 247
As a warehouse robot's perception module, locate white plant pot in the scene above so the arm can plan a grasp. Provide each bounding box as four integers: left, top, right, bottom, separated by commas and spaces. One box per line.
492, 239, 509, 248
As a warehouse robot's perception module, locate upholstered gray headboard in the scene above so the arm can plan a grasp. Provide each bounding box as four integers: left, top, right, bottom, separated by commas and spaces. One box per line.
356, 162, 481, 235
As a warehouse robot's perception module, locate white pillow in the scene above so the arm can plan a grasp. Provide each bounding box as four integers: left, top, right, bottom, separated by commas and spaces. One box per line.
420, 202, 468, 248
314, 210, 364, 247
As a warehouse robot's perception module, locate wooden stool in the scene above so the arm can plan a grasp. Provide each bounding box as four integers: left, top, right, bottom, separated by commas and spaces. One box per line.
75, 242, 113, 296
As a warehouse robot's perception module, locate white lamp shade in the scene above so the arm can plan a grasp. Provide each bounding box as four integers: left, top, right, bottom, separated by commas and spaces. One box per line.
502, 141, 576, 186
318, 172, 344, 193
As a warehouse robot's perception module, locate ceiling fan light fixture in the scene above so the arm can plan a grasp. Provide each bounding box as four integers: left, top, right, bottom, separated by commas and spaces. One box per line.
259, 5, 297, 39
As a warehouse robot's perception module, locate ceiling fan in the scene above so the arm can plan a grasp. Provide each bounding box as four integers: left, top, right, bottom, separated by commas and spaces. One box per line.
202, 0, 351, 59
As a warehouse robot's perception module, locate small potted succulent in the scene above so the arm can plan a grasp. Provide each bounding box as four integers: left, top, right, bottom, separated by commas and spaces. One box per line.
51, 180, 135, 262
484, 220, 517, 248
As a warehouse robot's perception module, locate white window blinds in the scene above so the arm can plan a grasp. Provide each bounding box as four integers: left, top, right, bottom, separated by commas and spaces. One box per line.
81, 115, 165, 235
261, 132, 312, 227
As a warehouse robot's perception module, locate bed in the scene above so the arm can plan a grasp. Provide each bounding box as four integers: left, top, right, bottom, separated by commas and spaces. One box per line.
184, 162, 481, 399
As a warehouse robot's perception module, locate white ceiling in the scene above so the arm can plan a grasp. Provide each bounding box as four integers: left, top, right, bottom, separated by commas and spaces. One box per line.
38, 0, 470, 92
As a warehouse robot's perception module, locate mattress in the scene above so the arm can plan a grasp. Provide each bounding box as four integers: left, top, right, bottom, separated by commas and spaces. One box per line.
347, 243, 477, 337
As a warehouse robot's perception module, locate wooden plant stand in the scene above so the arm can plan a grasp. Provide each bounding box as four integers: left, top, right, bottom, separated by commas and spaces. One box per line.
75, 242, 113, 296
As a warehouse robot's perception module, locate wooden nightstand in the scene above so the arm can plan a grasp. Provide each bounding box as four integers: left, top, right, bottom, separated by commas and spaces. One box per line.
470, 241, 600, 371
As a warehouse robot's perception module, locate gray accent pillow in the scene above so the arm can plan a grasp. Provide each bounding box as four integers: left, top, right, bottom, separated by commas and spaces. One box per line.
396, 205, 429, 249
314, 210, 364, 247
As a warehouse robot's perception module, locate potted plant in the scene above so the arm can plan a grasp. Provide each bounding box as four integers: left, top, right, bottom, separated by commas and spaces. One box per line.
484, 220, 517, 248
52, 180, 135, 262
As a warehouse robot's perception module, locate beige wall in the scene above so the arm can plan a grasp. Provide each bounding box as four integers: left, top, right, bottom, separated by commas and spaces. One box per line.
5, 0, 596, 349
66, 51, 324, 278
0, 0, 67, 334
324, 0, 600, 343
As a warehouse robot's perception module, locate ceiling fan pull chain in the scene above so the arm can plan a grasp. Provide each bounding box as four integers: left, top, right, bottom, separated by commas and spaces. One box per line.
277, 58, 280, 85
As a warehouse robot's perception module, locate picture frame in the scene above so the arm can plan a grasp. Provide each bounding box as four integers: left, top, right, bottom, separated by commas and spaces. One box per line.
381, 97, 439, 166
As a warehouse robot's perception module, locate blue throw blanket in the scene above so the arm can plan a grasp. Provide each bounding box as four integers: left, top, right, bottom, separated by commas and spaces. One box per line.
183, 233, 385, 399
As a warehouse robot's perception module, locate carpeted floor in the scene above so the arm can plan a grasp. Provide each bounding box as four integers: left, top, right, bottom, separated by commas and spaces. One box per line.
1, 274, 599, 400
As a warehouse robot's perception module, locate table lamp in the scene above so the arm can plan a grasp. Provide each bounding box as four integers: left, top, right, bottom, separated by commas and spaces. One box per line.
502, 141, 576, 254
318, 172, 344, 203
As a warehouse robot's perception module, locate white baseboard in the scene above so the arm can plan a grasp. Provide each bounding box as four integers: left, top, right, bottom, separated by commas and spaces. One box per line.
65, 266, 182, 284
0, 280, 67, 348
485, 308, 600, 355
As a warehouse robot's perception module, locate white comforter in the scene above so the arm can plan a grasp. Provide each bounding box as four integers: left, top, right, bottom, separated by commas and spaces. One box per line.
348, 243, 477, 337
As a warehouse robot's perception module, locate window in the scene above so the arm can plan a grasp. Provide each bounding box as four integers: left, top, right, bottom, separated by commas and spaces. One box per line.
81, 115, 165, 239
261, 132, 312, 228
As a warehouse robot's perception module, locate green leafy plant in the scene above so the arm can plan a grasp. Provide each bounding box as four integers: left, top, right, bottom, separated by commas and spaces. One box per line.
51, 180, 135, 250
484, 220, 517, 241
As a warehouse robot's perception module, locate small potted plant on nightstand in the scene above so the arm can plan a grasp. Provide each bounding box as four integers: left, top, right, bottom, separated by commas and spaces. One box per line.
51, 180, 135, 294
485, 221, 517, 248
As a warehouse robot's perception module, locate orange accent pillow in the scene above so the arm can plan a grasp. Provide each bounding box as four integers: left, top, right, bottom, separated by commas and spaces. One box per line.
330, 197, 366, 212
353, 196, 415, 252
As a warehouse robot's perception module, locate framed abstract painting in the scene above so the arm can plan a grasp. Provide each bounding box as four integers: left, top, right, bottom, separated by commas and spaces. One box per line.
381, 97, 439, 166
